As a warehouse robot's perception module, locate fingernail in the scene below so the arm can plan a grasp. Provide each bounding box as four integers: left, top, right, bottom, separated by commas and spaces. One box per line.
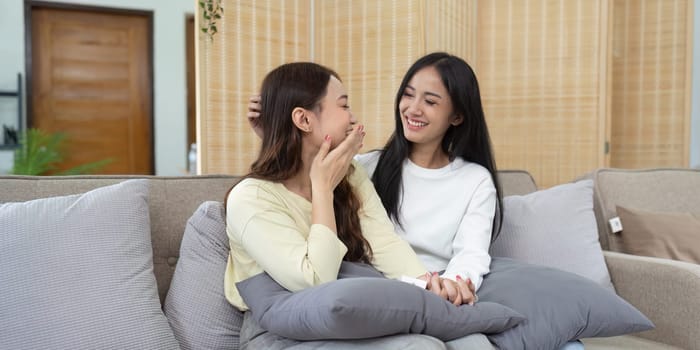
456, 275, 462, 281
432, 272, 438, 276
324, 135, 330, 141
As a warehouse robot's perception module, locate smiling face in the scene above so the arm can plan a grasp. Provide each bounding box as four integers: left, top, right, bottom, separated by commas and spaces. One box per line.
399, 66, 463, 152
308, 76, 356, 148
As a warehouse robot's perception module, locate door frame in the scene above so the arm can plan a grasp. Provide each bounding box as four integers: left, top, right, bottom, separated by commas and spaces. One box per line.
24, 0, 155, 173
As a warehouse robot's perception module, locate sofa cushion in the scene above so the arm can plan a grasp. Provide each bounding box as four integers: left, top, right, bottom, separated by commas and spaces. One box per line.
490, 179, 614, 290
239, 310, 456, 350
236, 261, 524, 341
164, 201, 244, 350
591, 168, 700, 251
0, 180, 179, 349
616, 205, 700, 264
0, 174, 242, 303
481, 258, 654, 350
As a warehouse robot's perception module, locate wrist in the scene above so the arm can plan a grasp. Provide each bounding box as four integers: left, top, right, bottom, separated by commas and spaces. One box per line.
311, 184, 334, 197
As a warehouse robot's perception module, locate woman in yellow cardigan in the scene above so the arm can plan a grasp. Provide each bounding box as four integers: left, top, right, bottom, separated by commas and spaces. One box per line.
223, 62, 454, 313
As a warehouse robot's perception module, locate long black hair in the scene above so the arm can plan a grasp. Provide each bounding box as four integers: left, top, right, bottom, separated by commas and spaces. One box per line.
371, 52, 504, 241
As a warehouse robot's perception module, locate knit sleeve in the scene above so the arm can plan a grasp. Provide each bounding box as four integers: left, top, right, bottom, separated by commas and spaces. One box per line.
350, 162, 428, 279
226, 180, 347, 293
442, 175, 496, 291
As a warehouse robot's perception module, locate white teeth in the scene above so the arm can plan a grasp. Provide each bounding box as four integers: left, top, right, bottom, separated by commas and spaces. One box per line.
407, 119, 426, 127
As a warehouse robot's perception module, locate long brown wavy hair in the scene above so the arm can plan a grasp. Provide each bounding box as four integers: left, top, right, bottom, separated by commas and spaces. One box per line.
227, 62, 372, 263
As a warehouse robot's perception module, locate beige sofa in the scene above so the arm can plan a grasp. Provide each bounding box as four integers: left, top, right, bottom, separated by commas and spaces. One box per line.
1, 169, 698, 349
587, 168, 700, 350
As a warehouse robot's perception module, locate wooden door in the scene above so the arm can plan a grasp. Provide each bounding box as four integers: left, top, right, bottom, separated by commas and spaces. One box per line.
29, 4, 153, 174
186, 15, 196, 149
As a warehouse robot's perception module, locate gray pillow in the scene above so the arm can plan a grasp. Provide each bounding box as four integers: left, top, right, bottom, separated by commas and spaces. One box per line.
0, 180, 180, 349
480, 258, 654, 349
164, 201, 244, 350
236, 261, 525, 341
490, 179, 614, 290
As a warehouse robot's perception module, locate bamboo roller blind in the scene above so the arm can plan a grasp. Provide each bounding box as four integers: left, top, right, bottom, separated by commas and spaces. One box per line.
198, 0, 474, 175
313, 0, 424, 150
610, 0, 692, 169
198, 0, 692, 188
474, 0, 608, 188
197, 0, 311, 175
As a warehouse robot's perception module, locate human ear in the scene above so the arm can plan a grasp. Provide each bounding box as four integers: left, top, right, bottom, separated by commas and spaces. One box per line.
291, 107, 313, 132
451, 114, 464, 126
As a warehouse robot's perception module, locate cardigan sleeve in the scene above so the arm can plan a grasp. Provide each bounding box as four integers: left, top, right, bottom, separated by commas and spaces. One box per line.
226, 180, 347, 293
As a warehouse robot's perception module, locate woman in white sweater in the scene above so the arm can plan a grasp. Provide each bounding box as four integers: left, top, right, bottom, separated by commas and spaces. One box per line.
356, 52, 501, 302
356, 52, 582, 349
246, 54, 491, 306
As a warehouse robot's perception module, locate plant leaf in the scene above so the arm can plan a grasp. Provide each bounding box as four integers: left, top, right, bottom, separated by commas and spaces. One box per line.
11, 128, 112, 176
56, 158, 114, 176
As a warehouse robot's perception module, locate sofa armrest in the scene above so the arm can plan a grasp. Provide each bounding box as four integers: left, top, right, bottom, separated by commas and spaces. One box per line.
604, 251, 700, 350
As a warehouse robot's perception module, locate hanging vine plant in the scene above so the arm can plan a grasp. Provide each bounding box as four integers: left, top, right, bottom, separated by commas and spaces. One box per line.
200, 0, 224, 41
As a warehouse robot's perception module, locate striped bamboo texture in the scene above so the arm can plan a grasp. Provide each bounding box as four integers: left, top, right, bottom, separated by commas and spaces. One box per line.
609, 0, 693, 169
196, 0, 311, 175
313, 0, 424, 151
197, 0, 692, 188
474, 0, 609, 188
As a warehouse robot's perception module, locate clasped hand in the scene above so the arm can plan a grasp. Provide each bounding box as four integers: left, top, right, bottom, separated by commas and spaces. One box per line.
420, 272, 477, 306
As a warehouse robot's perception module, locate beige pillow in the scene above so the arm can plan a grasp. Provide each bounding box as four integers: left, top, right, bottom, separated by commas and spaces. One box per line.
617, 205, 700, 264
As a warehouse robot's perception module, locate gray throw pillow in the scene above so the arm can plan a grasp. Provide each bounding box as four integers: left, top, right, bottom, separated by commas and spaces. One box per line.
236, 261, 525, 341
480, 258, 654, 349
0, 180, 179, 349
490, 180, 614, 291
164, 201, 244, 350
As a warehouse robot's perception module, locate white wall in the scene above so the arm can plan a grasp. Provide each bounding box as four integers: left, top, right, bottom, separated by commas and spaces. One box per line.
0, 0, 193, 175
692, 1, 700, 168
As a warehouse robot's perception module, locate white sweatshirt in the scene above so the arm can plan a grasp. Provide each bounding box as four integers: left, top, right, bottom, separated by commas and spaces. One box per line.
356, 151, 496, 290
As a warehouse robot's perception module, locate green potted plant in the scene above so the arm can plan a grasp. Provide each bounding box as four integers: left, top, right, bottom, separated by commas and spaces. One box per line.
11, 128, 112, 176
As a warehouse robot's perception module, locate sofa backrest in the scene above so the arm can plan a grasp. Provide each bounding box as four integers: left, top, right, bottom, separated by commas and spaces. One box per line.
498, 170, 538, 196
591, 168, 700, 251
0, 170, 536, 304
0, 175, 241, 303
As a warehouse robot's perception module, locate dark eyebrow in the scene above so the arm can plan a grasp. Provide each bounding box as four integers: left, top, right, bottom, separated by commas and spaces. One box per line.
405, 84, 441, 99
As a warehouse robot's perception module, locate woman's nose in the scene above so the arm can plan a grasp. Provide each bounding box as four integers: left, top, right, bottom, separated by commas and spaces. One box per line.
406, 99, 421, 115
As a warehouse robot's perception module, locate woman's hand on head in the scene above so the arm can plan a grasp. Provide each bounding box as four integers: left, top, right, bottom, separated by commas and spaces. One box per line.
248, 95, 263, 139
310, 124, 365, 193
